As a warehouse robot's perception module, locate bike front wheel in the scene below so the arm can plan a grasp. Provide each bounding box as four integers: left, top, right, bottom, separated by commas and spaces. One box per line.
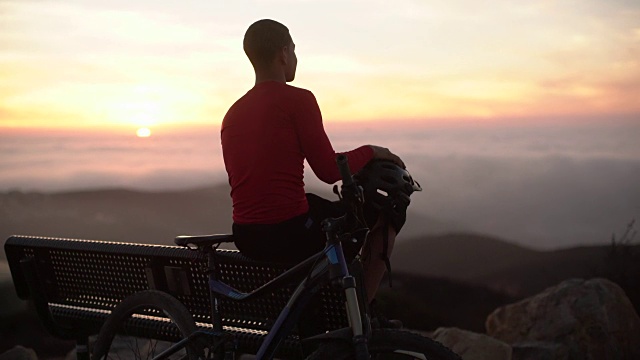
307, 329, 462, 360
92, 290, 200, 360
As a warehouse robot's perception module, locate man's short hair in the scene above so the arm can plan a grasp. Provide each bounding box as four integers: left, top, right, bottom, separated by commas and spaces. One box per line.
243, 19, 292, 69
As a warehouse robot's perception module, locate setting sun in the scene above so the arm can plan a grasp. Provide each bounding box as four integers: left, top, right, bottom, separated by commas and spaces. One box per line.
136, 127, 151, 137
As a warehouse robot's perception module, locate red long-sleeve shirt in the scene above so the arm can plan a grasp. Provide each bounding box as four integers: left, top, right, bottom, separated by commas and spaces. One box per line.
221, 81, 373, 224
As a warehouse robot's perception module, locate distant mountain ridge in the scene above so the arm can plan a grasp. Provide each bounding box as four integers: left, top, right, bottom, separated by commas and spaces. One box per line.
1, 186, 625, 301
392, 233, 629, 298
0, 185, 448, 258
0, 186, 234, 257
393, 233, 539, 281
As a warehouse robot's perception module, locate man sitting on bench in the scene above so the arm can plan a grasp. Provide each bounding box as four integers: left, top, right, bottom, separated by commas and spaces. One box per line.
221, 19, 407, 304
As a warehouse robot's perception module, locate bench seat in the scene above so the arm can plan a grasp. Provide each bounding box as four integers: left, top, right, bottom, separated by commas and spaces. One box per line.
5, 235, 351, 358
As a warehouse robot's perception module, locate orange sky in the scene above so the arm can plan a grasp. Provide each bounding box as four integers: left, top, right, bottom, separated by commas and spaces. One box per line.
1, 0, 639, 131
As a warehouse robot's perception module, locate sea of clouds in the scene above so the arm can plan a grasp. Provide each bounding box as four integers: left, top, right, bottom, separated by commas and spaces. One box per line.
1, 121, 639, 249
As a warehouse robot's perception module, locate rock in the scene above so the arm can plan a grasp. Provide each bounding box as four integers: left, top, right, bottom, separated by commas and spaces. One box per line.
0, 346, 38, 360
433, 327, 512, 360
511, 342, 569, 360
64, 336, 97, 360
0, 261, 28, 317
486, 278, 640, 360
64, 348, 75, 360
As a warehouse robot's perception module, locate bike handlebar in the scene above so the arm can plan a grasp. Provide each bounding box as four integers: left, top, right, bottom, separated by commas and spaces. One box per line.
332, 154, 367, 235
336, 154, 355, 188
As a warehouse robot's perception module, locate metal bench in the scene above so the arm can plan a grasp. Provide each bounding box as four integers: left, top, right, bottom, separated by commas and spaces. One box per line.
4, 235, 353, 359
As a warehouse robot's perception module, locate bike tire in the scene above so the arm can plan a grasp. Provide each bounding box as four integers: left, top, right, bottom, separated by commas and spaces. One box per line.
306, 329, 462, 360
92, 290, 200, 360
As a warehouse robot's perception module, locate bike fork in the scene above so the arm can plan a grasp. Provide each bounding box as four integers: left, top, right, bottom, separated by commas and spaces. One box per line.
343, 276, 363, 336
343, 275, 369, 360
328, 241, 369, 360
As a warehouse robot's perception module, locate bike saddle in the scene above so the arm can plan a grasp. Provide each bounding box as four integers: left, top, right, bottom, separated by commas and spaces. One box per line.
174, 234, 235, 248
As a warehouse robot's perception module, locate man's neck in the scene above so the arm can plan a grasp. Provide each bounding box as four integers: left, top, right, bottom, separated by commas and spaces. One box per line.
254, 70, 286, 85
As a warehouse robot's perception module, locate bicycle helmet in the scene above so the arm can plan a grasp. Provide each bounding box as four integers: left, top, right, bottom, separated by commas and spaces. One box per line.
354, 159, 422, 232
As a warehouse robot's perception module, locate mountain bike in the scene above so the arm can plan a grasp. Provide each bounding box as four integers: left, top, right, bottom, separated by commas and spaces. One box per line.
91, 154, 461, 360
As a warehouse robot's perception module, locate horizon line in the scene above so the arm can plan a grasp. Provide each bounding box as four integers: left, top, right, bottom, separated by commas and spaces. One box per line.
2, 112, 639, 134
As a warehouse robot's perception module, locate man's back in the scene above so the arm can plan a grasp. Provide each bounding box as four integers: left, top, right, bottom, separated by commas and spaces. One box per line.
223, 80, 372, 226
222, 81, 320, 224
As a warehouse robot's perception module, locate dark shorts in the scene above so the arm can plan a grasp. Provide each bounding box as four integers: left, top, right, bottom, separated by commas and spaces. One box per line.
233, 193, 374, 264
233, 194, 362, 264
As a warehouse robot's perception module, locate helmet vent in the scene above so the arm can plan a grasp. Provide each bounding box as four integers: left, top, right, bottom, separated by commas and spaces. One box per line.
376, 189, 389, 197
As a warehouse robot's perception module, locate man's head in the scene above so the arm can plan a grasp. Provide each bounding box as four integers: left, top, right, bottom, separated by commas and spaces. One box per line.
243, 19, 297, 82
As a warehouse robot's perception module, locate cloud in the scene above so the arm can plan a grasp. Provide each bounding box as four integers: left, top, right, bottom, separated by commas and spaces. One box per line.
3, 121, 640, 250
2, 0, 640, 126
402, 152, 640, 249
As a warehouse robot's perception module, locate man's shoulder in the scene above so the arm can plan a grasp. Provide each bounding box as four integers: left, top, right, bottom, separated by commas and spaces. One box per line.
282, 83, 315, 99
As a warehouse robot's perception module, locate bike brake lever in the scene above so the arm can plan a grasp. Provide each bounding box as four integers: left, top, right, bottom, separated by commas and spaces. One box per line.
333, 184, 342, 201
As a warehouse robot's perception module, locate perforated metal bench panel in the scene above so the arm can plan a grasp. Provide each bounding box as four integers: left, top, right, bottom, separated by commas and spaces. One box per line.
5, 235, 350, 355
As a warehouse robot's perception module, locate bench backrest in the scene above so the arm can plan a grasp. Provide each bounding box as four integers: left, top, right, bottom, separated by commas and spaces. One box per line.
5, 235, 350, 349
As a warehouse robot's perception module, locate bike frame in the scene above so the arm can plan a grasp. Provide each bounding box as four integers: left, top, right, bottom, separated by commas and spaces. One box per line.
152, 155, 370, 359
148, 224, 368, 360
209, 217, 368, 360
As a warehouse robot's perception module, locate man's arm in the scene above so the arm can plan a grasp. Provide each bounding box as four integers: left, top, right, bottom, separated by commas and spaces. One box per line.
295, 91, 404, 183
295, 91, 373, 183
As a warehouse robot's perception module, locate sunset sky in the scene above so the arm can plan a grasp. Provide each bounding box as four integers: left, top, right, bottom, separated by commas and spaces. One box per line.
1, 0, 639, 131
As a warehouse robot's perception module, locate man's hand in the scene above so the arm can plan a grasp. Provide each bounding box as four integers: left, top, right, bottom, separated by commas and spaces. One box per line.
369, 145, 405, 168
